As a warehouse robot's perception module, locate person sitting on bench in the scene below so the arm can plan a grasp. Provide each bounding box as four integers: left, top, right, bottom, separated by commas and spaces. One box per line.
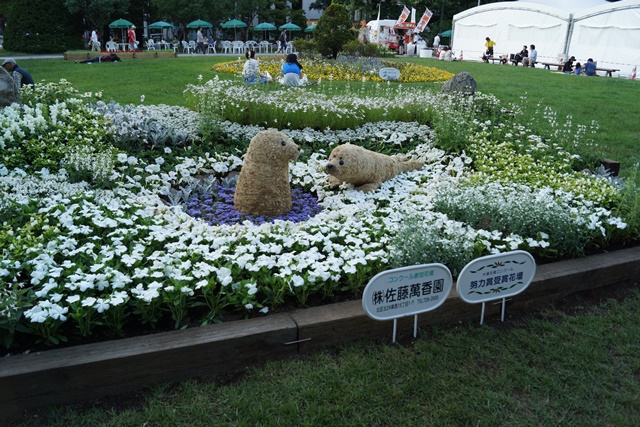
584, 58, 597, 76
511, 45, 528, 66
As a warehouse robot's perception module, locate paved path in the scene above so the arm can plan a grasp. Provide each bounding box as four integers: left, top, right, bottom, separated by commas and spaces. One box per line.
3, 52, 268, 60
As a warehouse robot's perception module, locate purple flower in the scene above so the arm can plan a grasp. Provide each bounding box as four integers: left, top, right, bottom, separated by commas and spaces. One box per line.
186, 186, 322, 226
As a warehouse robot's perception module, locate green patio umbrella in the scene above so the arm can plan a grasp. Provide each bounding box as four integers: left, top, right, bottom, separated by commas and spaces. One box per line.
222, 19, 247, 29
222, 19, 247, 39
254, 22, 277, 31
304, 24, 316, 33
108, 18, 135, 46
109, 18, 134, 28
440, 30, 452, 37
254, 22, 277, 41
279, 23, 301, 31
148, 21, 174, 29
187, 19, 213, 29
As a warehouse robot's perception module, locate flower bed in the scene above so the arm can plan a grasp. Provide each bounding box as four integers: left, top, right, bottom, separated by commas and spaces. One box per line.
211, 56, 455, 83
0, 72, 636, 353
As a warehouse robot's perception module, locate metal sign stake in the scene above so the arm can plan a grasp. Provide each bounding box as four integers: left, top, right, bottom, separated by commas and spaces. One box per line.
413, 315, 418, 338
392, 319, 398, 343
480, 302, 486, 325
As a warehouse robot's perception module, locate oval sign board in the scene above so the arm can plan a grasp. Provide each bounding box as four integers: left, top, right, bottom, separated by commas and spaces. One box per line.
379, 67, 401, 81
362, 263, 452, 321
456, 250, 536, 304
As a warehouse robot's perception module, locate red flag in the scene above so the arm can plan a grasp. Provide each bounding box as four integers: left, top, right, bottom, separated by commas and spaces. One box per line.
396, 6, 410, 26
631, 65, 637, 80
415, 8, 433, 33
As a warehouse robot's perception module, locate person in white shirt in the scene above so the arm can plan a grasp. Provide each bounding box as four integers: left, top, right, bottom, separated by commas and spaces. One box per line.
433, 33, 440, 49
196, 27, 206, 54
527, 44, 537, 67
90, 29, 100, 51
242, 49, 273, 83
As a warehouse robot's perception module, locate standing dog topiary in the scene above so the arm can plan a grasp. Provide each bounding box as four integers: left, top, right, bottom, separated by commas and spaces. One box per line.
234, 130, 301, 216
325, 144, 424, 193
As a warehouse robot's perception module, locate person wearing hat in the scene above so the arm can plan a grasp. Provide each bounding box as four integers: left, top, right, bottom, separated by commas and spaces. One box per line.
1, 58, 35, 90
563, 56, 576, 74
127, 25, 137, 51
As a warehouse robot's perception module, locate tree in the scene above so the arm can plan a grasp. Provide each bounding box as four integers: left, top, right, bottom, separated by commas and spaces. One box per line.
5, 0, 84, 53
64, 0, 128, 34
314, 2, 357, 59
232, 0, 273, 41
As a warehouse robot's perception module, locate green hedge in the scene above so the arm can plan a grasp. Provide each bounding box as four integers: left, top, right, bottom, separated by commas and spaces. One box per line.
5, 0, 83, 53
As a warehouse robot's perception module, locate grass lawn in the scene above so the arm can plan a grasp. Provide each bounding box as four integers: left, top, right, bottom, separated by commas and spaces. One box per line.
4, 53, 640, 426
17, 54, 640, 179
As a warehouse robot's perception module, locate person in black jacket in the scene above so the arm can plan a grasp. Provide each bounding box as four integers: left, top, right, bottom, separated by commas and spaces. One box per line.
1, 58, 34, 89
563, 56, 576, 74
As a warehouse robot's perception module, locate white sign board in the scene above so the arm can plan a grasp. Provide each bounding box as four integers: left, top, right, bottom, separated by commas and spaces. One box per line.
456, 250, 536, 304
379, 67, 401, 81
362, 263, 452, 321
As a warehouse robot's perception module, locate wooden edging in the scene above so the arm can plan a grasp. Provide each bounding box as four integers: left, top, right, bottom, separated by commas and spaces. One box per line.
1, 246, 640, 420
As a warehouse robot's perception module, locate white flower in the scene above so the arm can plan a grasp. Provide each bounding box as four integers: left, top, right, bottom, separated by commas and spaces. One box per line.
95, 298, 110, 313
290, 275, 305, 288
81, 297, 97, 307
246, 282, 258, 295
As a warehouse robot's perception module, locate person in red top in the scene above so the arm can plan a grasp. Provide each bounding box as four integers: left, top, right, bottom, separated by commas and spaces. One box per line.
127, 25, 137, 51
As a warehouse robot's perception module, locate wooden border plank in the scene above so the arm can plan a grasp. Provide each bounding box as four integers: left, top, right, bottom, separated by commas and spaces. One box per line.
0, 314, 297, 419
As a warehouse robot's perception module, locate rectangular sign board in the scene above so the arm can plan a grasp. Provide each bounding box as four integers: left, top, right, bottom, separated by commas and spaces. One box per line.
456, 250, 536, 304
362, 263, 452, 321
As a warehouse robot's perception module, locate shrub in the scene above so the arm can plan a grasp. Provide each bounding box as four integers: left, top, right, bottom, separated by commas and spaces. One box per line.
314, 3, 357, 59
292, 39, 318, 56
5, 0, 83, 53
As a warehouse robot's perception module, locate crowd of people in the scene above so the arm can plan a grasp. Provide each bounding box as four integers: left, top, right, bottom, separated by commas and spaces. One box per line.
479, 36, 602, 76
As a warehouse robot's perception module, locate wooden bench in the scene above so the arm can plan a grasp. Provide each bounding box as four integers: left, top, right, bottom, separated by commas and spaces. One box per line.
541, 62, 563, 70
596, 67, 619, 77
484, 56, 506, 64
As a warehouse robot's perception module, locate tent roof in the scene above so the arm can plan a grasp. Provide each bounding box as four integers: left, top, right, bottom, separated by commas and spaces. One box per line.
515, 0, 614, 13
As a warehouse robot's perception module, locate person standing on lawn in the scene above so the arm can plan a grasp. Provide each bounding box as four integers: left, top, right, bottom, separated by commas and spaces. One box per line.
128, 25, 137, 51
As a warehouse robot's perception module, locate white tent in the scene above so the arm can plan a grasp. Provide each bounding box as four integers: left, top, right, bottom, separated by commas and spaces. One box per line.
451, 0, 640, 76
515, 0, 610, 13
451, 2, 573, 63
569, 0, 640, 76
